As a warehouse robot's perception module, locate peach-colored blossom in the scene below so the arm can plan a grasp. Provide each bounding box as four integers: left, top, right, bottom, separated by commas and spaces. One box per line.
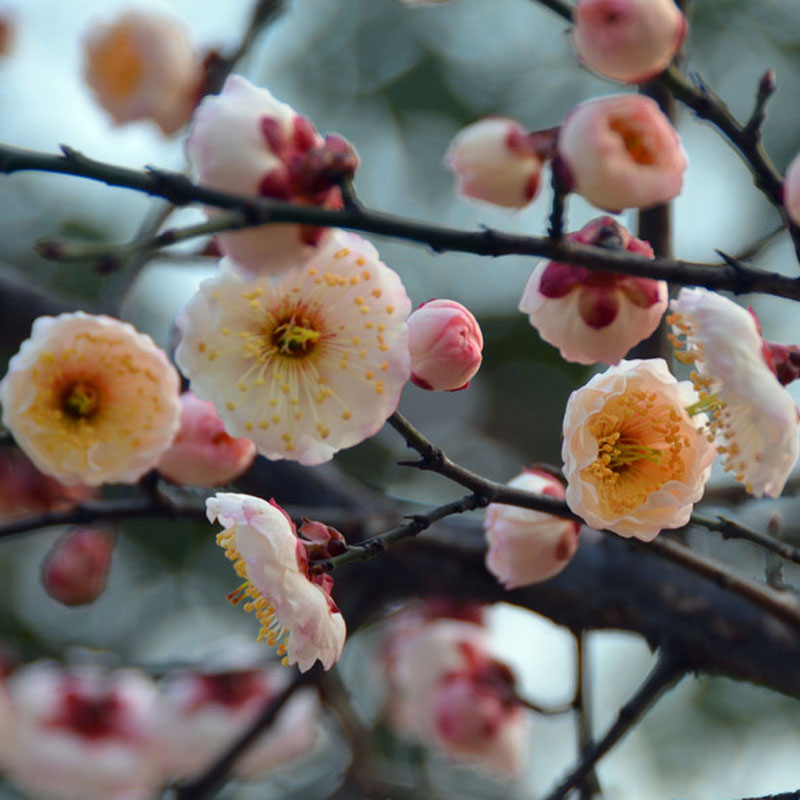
40, 527, 115, 606
669, 287, 799, 498
157, 392, 256, 487
159, 666, 319, 779
408, 299, 483, 391
556, 94, 687, 212
4, 662, 166, 800
484, 470, 580, 588
0, 313, 181, 486
208, 493, 346, 672
186, 75, 358, 276
519, 216, 667, 364
784, 150, 800, 227
445, 118, 543, 208
84, 10, 200, 135
562, 359, 715, 540
386, 619, 528, 777
176, 231, 410, 466
572, 0, 687, 84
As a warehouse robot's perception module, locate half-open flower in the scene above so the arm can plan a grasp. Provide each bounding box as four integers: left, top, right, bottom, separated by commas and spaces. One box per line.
562, 358, 715, 540
0, 313, 181, 486
555, 94, 687, 212
784, 150, 800, 227
484, 469, 580, 588
669, 287, 799, 497
176, 231, 411, 466
519, 216, 666, 364
208, 493, 346, 672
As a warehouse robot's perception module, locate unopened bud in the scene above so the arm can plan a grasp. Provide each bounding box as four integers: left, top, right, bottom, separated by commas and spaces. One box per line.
407, 299, 483, 391
41, 527, 115, 606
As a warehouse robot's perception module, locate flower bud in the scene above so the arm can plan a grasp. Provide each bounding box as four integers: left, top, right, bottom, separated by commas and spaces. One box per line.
83, 10, 201, 135
784, 150, 800, 227
407, 299, 483, 391
40, 527, 115, 606
555, 94, 687, 211
446, 118, 543, 208
572, 0, 687, 84
519, 216, 667, 364
485, 470, 580, 588
157, 392, 256, 487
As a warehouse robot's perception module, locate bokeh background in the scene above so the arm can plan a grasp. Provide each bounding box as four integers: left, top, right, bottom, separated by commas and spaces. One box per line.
2, 0, 800, 797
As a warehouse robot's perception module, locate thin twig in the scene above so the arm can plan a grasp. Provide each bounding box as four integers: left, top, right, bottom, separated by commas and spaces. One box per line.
576, 632, 601, 800
541, 653, 684, 800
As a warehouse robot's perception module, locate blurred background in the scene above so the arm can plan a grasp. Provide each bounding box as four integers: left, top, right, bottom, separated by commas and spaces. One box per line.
2, 0, 800, 797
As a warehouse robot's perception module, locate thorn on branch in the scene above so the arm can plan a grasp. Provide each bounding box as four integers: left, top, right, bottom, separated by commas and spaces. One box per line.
59, 144, 79, 160
715, 249, 755, 294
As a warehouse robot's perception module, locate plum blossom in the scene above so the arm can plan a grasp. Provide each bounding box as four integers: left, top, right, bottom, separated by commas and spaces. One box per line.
669, 287, 799, 497
41, 527, 115, 606
159, 665, 320, 780
176, 231, 411, 466
572, 0, 687, 84
555, 94, 687, 211
84, 10, 200, 135
0, 313, 181, 486
519, 216, 666, 364
445, 118, 547, 208
562, 359, 716, 540
208, 492, 346, 672
784, 150, 800, 227
408, 299, 483, 391
157, 392, 256, 486
386, 619, 528, 777
4, 662, 166, 800
186, 74, 358, 276
484, 470, 580, 588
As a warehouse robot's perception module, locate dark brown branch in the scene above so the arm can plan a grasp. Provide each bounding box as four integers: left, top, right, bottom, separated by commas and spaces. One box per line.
2, 144, 800, 300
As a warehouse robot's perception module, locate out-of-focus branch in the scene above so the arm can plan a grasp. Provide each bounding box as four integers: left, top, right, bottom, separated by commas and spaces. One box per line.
2, 144, 800, 300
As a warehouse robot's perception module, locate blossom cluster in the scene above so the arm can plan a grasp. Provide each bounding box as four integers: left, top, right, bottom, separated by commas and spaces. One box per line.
0, 658, 321, 800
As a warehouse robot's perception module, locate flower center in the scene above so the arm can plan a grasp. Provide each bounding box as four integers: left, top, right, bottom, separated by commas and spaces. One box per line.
609, 117, 656, 165
271, 320, 321, 358
61, 381, 101, 419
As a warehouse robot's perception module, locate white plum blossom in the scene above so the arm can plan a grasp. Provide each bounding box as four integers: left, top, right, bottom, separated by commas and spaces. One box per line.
176, 231, 411, 466
208, 493, 346, 672
669, 287, 799, 497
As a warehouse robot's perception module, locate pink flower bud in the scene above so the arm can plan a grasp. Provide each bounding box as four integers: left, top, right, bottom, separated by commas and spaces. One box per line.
519, 216, 667, 364
484, 470, 580, 589
572, 0, 687, 84
446, 118, 544, 208
157, 392, 256, 487
40, 528, 115, 606
408, 299, 483, 391
556, 94, 687, 211
784, 150, 800, 227
83, 10, 201, 135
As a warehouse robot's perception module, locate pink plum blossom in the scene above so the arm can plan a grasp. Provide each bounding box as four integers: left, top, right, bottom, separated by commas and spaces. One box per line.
572, 0, 687, 84
556, 94, 687, 211
4, 662, 166, 800
669, 287, 799, 497
407, 299, 483, 391
0, 313, 181, 486
386, 619, 528, 777
208, 492, 346, 672
157, 392, 256, 487
784, 150, 800, 227
176, 231, 410, 466
159, 666, 320, 780
445, 118, 544, 208
186, 74, 358, 276
83, 10, 200, 135
519, 216, 667, 364
484, 470, 580, 588
562, 359, 716, 540
40, 527, 115, 606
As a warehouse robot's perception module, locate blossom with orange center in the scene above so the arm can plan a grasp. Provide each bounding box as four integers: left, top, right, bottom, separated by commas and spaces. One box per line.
0, 313, 181, 486
83, 10, 200, 135
175, 231, 411, 465
562, 359, 715, 540
668, 287, 799, 498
